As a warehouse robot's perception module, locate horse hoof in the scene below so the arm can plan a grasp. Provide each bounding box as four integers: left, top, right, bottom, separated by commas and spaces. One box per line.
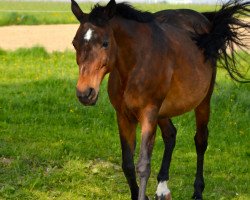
192, 193, 202, 200
155, 193, 172, 200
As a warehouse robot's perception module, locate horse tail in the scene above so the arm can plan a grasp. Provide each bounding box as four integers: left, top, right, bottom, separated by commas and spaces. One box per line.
195, 0, 250, 82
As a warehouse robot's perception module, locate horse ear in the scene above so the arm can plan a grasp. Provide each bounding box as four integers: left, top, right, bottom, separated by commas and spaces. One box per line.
105, 0, 116, 19
71, 0, 87, 23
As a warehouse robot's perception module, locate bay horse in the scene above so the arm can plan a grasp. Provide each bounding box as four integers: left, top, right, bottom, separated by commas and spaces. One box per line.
70, 0, 250, 199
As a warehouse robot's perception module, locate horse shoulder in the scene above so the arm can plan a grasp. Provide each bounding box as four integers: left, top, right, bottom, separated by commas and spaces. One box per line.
123, 58, 174, 113
107, 69, 124, 112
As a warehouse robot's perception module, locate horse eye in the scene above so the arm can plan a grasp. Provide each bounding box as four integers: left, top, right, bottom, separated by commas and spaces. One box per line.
102, 41, 109, 48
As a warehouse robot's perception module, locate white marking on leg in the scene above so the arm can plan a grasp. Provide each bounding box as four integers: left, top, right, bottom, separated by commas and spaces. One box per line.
84, 28, 93, 41
156, 181, 170, 197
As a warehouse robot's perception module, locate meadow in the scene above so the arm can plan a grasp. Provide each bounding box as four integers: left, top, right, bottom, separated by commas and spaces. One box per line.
0, 0, 250, 199
0, 1, 217, 26
0, 47, 249, 200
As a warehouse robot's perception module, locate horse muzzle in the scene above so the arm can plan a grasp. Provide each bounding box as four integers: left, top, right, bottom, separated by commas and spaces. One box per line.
76, 88, 98, 106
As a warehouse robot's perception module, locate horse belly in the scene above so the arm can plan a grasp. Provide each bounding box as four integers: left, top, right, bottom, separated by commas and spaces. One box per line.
159, 94, 204, 118
158, 68, 212, 118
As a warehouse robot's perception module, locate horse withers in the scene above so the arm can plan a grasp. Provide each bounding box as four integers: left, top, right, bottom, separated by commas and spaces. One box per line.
70, 0, 250, 199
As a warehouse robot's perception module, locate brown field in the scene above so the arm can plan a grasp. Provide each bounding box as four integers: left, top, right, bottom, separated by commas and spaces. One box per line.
0, 24, 78, 52
0, 23, 249, 52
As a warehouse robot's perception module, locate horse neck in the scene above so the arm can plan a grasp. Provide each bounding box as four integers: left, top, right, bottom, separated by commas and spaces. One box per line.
110, 17, 143, 83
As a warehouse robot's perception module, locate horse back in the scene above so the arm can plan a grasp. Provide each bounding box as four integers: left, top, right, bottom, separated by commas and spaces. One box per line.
154, 9, 211, 35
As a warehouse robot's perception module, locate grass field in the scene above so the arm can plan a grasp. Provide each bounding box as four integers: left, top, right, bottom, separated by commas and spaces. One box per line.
0, 1, 218, 26
0, 47, 249, 199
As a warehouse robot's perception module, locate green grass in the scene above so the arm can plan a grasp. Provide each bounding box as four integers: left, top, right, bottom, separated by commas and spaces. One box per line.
0, 47, 249, 199
0, 1, 217, 26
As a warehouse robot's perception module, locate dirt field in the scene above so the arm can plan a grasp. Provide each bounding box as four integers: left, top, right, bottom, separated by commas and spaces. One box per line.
0, 24, 78, 52
0, 24, 249, 52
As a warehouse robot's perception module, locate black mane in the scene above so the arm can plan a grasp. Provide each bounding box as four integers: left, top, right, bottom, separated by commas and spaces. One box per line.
89, 2, 154, 25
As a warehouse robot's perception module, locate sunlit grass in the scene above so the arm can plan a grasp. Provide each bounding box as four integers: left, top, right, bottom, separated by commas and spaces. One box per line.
0, 1, 217, 26
0, 47, 249, 199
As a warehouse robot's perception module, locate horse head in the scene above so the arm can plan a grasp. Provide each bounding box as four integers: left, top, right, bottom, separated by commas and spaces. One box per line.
71, 0, 117, 106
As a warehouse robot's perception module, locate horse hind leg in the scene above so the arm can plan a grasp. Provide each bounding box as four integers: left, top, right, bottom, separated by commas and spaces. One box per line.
155, 118, 177, 200
192, 100, 211, 200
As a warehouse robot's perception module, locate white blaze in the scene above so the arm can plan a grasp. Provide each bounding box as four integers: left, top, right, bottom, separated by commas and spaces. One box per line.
156, 181, 170, 197
84, 28, 93, 41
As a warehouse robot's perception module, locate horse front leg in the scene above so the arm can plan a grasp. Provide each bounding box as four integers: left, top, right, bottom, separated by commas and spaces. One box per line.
137, 107, 158, 200
117, 112, 139, 200
155, 118, 177, 200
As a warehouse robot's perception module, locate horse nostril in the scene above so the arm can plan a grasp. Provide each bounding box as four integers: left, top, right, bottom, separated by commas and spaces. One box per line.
86, 88, 93, 98
76, 87, 98, 106
76, 88, 96, 100
86, 88, 96, 99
